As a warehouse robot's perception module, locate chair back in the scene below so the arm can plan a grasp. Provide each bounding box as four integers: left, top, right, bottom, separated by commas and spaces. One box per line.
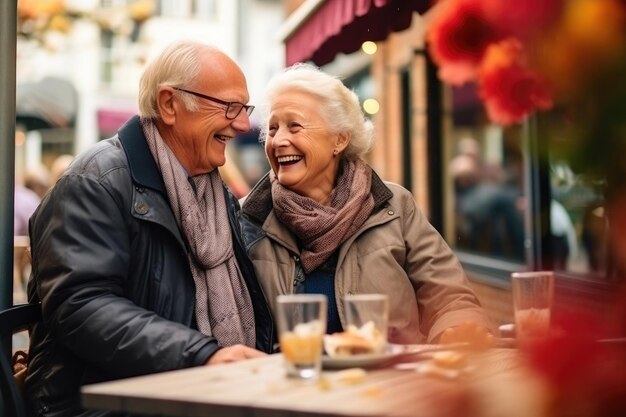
0, 303, 42, 417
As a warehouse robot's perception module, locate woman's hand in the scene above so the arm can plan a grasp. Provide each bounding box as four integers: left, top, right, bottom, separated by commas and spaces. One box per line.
439, 320, 494, 349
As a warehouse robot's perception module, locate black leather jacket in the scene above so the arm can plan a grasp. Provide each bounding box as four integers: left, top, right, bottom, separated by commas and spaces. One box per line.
25, 116, 273, 417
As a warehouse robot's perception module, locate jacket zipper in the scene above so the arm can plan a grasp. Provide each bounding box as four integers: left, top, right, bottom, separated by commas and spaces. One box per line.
293, 256, 305, 294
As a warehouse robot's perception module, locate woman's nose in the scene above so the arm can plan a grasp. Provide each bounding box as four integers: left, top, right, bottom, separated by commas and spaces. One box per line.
270, 128, 291, 147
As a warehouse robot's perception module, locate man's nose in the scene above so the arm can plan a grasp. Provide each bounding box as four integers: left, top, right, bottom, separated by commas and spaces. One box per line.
231, 111, 251, 133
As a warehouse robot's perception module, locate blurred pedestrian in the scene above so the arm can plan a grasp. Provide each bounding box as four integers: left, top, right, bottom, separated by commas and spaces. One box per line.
14, 183, 40, 237
450, 153, 525, 261
13, 183, 40, 303
49, 153, 74, 186
23, 164, 50, 198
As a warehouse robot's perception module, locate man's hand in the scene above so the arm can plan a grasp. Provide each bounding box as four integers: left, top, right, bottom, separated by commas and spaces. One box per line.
205, 344, 267, 365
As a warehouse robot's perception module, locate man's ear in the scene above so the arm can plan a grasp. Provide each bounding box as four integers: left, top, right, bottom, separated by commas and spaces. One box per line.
156, 88, 177, 126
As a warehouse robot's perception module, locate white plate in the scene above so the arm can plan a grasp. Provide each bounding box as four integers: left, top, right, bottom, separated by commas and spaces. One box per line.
321, 343, 479, 370
322, 344, 410, 369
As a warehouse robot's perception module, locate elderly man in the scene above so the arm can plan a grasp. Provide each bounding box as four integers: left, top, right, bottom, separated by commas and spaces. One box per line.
25, 40, 273, 417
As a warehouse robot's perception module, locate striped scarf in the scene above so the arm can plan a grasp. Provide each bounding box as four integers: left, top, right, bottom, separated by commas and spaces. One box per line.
271, 158, 375, 273
142, 118, 255, 347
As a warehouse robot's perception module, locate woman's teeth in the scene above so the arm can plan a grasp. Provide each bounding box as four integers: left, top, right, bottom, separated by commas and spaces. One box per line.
277, 155, 303, 165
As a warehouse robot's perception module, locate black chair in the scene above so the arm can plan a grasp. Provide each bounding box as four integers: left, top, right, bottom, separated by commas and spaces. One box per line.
0, 303, 42, 417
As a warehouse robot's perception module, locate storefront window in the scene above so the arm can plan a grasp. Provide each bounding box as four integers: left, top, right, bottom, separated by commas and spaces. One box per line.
549, 147, 607, 277
444, 84, 526, 264
442, 85, 611, 280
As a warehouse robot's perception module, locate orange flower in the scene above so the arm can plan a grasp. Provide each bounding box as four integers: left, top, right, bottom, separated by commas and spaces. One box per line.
128, 0, 155, 23
427, 0, 503, 85
48, 14, 71, 33
481, 0, 564, 40
18, 0, 64, 18
478, 39, 553, 125
530, 0, 625, 98
563, 0, 626, 60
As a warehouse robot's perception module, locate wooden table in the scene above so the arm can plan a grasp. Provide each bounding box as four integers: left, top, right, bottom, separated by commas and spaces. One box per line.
81, 348, 521, 417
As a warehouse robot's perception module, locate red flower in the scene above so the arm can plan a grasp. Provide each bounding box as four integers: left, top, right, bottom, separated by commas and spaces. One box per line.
525, 312, 606, 387
427, 0, 504, 85
478, 39, 553, 125
525, 310, 626, 417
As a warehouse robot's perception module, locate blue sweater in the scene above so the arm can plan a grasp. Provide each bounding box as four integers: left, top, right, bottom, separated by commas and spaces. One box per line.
303, 254, 342, 334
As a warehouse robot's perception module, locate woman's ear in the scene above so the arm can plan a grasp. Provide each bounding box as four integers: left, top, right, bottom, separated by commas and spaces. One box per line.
156, 87, 177, 126
335, 131, 351, 153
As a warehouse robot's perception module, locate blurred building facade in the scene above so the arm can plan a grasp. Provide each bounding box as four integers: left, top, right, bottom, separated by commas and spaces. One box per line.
16, 0, 280, 186
14, 0, 617, 323
279, 0, 616, 327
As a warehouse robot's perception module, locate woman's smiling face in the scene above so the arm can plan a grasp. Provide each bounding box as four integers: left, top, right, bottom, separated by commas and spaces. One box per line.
264, 90, 347, 204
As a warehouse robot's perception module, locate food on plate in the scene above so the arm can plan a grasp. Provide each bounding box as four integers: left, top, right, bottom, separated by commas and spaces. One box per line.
323, 321, 386, 357
324, 332, 374, 356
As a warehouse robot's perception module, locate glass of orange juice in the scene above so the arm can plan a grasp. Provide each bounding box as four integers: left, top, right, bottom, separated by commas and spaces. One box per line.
511, 271, 554, 348
276, 294, 327, 380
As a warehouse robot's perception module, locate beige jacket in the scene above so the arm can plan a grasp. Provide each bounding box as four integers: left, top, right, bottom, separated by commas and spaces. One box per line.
240, 172, 492, 343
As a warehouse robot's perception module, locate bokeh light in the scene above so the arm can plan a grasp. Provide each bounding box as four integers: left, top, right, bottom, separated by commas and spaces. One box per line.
361, 41, 377, 55
363, 98, 380, 115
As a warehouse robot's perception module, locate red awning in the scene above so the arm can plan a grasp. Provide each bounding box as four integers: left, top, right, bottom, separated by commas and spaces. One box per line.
97, 108, 137, 136
285, 0, 431, 66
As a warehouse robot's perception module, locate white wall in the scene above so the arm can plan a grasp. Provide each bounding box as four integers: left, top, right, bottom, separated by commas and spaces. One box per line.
238, 0, 285, 127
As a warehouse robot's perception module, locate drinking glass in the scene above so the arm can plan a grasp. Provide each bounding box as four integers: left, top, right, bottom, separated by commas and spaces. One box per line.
511, 271, 554, 347
276, 294, 327, 380
344, 294, 389, 352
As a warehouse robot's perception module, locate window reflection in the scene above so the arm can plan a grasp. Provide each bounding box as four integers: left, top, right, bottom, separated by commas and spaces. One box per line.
550, 160, 607, 276
443, 83, 611, 277
449, 134, 526, 262
445, 84, 526, 263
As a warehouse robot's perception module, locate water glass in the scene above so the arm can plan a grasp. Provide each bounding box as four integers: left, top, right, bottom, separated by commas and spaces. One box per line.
511, 271, 554, 346
276, 294, 327, 380
344, 294, 389, 351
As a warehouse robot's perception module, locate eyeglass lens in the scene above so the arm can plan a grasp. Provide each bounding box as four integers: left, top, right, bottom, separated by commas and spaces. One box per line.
226, 103, 253, 120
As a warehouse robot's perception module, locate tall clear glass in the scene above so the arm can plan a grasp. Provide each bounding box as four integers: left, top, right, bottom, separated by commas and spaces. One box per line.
276, 294, 327, 380
344, 294, 389, 352
511, 271, 554, 347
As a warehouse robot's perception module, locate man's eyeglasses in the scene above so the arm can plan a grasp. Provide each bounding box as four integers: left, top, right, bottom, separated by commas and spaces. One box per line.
173, 87, 254, 120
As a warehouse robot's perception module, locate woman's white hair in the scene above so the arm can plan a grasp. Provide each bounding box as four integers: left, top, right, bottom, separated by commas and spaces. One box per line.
138, 40, 214, 118
259, 63, 375, 160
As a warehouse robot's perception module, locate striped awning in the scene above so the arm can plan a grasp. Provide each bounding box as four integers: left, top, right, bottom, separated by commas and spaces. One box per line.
284, 0, 431, 66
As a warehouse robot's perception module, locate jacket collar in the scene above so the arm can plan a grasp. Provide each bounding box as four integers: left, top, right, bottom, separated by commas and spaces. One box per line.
242, 166, 394, 225
118, 115, 167, 196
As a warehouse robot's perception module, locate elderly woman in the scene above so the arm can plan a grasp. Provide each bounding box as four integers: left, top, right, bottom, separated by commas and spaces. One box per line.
240, 63, 492, 344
